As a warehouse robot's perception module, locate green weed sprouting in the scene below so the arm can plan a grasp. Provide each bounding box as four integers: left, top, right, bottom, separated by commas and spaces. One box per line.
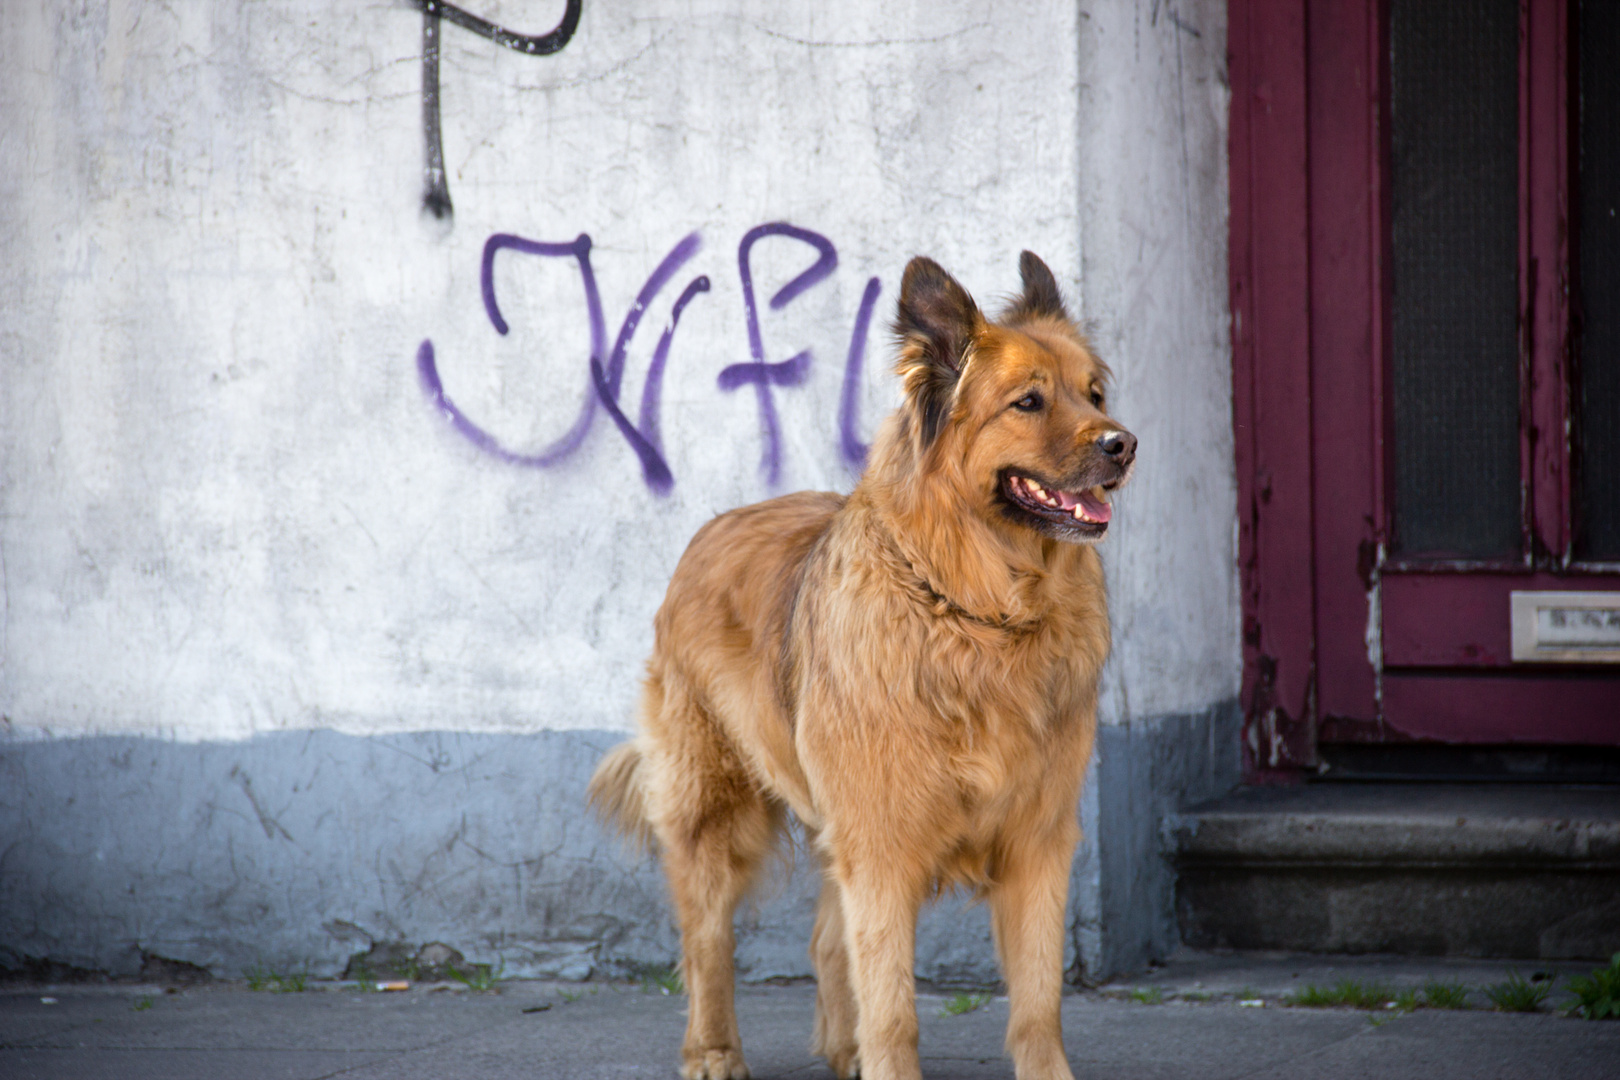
1566, 953, 1620, 1020
1483, 971, 1551, 1013
1420, 979, 1470, 1010
635, 963, 684, 996
940, 991, 992, 1016
244, 966, 308, 993
448, 961, 504, 993
1287, 980, 1394, 1010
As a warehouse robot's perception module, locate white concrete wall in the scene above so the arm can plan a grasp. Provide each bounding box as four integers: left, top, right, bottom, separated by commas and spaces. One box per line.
1077, 0, 1239, 727
1, 0, 1110, 742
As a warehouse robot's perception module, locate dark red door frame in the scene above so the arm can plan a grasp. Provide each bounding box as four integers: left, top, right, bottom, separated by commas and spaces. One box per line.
1522, 0, 1573, 566
1306, 0, 1385, 745
1231, 0, 1318, 778
1229, 0, 1619, 780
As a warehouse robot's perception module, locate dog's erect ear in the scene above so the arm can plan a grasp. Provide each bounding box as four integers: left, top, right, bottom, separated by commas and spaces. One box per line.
1004, 250, 1069, 323
894, 256, 984, 446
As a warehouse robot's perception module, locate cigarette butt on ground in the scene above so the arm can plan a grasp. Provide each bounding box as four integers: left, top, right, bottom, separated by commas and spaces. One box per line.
377, 981, 410, 992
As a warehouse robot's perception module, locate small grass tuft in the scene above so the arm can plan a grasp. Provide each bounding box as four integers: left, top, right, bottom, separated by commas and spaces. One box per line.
1420, 979, 1470, 1010
131, 997, 153, 1012
1287, 980, 1394, 1010
1566, 953, 1620, 1020
1392, 988, 1420, 1012
940, 991, 992, 1016
636, 964, 684, 996
346, 961, 377, 991
1483, 971, 1551, 1013
244, 966, 307, 993
1178, 990, 1212, 1003
1129, 987, 1164, 1005
448, 962, 504, 994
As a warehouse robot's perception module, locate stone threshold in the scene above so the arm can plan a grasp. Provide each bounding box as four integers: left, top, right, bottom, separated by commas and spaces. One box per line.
1169, 782, 1620, 960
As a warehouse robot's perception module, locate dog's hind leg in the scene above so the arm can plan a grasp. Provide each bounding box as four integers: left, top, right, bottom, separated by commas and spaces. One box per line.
989, 821, 1079, 1080
808, 856, 859, 1079
644, 676, 777, 1080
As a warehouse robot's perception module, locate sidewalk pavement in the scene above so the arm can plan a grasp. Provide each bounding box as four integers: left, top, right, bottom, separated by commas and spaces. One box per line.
3, 951, 1616, 1079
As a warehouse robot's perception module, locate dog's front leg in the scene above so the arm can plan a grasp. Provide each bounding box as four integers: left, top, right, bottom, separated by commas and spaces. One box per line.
836, 858, 928, 1080
989, 825, 1079, 1080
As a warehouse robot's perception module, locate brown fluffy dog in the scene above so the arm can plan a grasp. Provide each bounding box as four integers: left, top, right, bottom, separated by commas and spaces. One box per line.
589, 252, 1135, 1080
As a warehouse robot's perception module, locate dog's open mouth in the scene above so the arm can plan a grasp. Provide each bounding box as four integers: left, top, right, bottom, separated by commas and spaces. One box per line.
999, 471, 1113, 538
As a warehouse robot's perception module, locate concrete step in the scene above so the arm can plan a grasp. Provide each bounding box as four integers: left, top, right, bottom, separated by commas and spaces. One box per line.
1171, 783, 1620, 960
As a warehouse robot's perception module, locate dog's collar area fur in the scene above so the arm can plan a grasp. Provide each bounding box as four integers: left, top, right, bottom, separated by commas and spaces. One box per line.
898, 555, 1039, 633
872, 488, 1048, 633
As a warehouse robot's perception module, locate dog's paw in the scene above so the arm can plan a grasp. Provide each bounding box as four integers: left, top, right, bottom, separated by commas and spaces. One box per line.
1011, 1043, 1074, 1080
811, 1027, 859, 1078
681, 1046, 750, 1080
823, 1046, 860, 1079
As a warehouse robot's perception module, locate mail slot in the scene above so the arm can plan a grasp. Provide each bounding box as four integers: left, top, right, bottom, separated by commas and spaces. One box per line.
1510, 592, 1620, 663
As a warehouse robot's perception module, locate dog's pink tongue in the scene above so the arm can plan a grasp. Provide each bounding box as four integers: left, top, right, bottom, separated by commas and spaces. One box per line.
1076, 490, 1112, 524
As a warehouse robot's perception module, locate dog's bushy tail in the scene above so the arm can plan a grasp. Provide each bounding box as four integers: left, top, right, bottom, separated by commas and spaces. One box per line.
587, 741, 657, 855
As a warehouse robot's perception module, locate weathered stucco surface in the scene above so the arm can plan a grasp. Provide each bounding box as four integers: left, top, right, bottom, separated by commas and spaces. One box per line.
1, 0, 1235, 980
1, 0, 1091, 740
0, 730, 1041, 982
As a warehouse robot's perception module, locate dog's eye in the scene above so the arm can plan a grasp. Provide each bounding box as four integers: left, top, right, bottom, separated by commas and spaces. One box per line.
1012, 392, 1044, 412
1089, 389, 1105, 408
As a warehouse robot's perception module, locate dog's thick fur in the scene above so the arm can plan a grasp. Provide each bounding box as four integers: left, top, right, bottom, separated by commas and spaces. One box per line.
589, 252, 1135, 1080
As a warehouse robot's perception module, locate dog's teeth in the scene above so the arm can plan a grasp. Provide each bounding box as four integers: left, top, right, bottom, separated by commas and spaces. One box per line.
1020, 476, 1064, 510
1092, 485, 1108, 503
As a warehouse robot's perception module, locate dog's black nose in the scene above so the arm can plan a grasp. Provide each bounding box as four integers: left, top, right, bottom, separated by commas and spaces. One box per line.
1097, 430, 1136, 464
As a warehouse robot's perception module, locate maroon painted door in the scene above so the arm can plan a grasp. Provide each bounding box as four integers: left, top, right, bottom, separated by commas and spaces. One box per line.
1231, 0, 1620, 778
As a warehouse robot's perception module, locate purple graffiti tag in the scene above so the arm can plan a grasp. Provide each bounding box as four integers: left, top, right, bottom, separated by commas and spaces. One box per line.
718, 223, 838, 487
475, 232, 604, 465
418, 338, 523, 461
590, 273, 712, 495
639, 275, 713, 479
418, 231, 704, 486
838, 276, 882, 470
602, 233, 704, 401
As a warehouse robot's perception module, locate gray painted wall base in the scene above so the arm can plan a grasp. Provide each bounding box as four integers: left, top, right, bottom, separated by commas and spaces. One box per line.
1081, 702, 1245, 979
1, 711, 1238, 984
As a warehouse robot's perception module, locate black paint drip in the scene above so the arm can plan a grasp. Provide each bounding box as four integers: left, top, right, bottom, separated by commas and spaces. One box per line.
416, 0, 584, 219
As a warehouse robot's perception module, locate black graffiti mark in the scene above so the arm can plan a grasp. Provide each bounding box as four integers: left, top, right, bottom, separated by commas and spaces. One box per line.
413, 0, 584, 219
